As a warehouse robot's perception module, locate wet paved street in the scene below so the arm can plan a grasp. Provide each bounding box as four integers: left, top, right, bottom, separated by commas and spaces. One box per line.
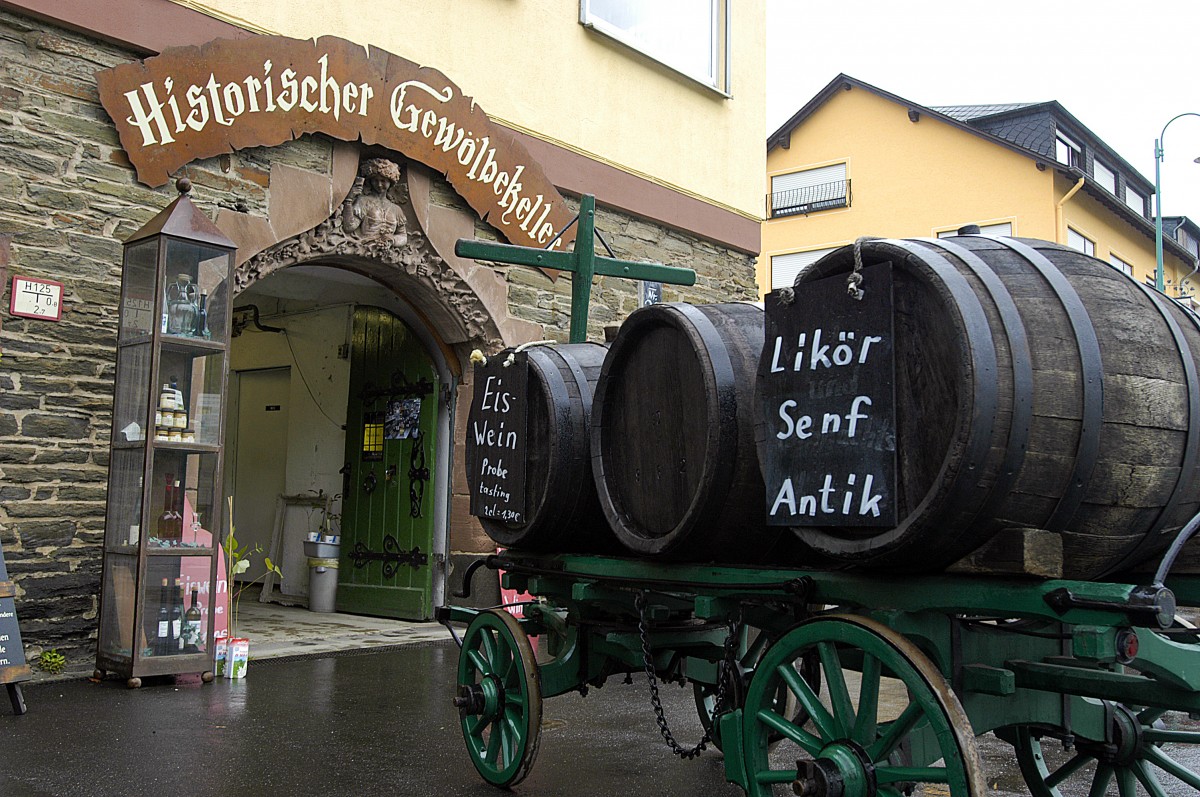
2, 638, 1198, 795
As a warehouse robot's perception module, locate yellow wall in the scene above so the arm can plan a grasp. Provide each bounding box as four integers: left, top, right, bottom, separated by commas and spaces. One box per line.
1058, 177, 1193, 289
761, 85, 1054, 291
172, 0, 766, 219
761, 84, 1193, 296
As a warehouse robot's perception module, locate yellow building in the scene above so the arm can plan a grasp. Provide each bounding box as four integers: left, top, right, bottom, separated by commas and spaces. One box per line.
761, 75, 1199, 301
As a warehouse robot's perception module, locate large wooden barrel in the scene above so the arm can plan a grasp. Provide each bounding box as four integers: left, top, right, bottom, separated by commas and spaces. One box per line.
465, 343, 616, 552
591, 302, 778, 560
766, 236, 1200, 578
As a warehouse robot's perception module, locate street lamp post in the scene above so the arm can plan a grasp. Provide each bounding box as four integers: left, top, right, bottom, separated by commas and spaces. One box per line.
1154, 112, 1200, 292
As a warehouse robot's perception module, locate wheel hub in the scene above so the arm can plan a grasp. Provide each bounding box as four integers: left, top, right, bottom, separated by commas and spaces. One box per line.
1099, 705, 1142, 767
454, 674, 504, 719
794, 742, 876, 797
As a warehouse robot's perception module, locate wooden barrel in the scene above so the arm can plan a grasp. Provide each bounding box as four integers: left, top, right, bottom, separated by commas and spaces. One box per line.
591, 302, 779, 560
768, 236, 1200, 578
465, 343, 617, 552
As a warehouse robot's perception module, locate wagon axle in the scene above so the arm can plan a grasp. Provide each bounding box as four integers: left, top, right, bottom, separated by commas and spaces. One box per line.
793, 742, 879, 797
453, 678, 501, 719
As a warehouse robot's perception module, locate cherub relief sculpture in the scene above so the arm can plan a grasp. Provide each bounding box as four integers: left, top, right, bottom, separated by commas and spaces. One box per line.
340, 157, 409, 247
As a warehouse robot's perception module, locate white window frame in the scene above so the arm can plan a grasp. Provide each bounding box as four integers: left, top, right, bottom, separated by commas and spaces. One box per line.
770, 247, 836, 291
1109, 254, 1133, 276
1067, 227, 1095, 256
1093, 160, 1117, 194
580, 0, 730, 95
1056, 129, 1082, 168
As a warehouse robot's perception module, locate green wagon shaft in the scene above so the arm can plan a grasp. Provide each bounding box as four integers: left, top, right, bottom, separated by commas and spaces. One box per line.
442, 551, 1200, 795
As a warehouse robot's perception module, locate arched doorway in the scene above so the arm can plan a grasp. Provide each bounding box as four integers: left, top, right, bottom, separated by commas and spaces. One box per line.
224, 153, 507, 622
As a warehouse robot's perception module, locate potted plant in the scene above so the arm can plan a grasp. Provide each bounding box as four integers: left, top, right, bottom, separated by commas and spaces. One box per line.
217, 496, 281, 679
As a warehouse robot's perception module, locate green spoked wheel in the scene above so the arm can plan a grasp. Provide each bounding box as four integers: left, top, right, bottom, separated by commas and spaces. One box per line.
455, 609, 542, 788
1011, 707, 1200, 797
693, 628, 812, 753
741, 614, 986, 796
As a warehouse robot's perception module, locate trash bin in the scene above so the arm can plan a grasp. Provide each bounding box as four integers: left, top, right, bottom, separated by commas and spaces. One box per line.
303, 539, 340, 613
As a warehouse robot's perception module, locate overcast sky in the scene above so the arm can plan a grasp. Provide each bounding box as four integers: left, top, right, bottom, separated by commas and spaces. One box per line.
766, 0, 1200, 219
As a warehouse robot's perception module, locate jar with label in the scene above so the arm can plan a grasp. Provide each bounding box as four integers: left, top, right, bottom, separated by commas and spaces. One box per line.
161, 410, 176, 429
174, 412, 187, 429
183, 429, 196, 443
159, 384, 176, 411
168, 430, 183, 442
155, 409, 163, 427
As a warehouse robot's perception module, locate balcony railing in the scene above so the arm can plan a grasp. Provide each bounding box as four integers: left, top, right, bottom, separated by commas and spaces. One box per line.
768, 179, 851, 218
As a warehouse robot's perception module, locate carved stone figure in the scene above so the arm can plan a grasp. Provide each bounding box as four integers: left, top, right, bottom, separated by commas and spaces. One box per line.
341, 158, 408, 247
235, 155, 503, 351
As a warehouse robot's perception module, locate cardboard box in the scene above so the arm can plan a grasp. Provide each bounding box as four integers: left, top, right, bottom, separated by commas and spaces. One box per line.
227, 637, 249, 679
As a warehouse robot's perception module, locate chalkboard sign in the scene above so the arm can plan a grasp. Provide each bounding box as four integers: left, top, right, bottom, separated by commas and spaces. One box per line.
758, 263, 897, 527
467, 351, 529, 524
0, 538, 31, 714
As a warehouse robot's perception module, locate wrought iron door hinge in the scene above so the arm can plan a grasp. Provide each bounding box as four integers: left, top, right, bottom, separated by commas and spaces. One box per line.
349, 535, 428, 578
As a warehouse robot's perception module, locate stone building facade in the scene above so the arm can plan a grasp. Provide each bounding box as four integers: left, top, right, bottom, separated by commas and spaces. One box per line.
0, 5, 759, 675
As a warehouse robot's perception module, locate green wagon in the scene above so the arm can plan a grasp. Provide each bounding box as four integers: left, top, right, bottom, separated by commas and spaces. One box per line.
441, 542, 1200, 796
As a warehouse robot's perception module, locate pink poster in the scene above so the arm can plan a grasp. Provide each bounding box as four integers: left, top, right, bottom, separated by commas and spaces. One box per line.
177, 497, 229, 649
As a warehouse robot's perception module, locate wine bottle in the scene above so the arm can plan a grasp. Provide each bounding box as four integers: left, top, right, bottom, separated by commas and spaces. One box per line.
184, 587, 202, 652
156, 577, 170, 656
172, 578, 184, 652
171, 479, 184, 543
196, 292, 209, 338
156, 473, 175, 545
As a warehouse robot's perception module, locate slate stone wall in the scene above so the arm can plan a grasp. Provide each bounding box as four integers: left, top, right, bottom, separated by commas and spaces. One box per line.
0, 8, 759, 674
0, 10, 342, 674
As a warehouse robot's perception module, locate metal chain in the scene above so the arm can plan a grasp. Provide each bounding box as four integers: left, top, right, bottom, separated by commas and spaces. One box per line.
634, 590, 740, 760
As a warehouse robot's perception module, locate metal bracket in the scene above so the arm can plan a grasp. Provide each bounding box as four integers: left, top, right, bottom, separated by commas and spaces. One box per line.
1043, 585, 1176, 628
348, 535, 428, 578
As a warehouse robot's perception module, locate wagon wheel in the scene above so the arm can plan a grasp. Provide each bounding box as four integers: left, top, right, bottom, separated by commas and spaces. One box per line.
455, 609, 542, 788
741, 614, 986, 796
1010, 706, 1200, 797
693, 627, 814, 752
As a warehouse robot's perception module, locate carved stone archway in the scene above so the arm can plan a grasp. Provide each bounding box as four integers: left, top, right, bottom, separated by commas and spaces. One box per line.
233, 159, 505, 360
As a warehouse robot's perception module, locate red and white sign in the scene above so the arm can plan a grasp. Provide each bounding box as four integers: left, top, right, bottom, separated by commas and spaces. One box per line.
9, 276, 63, 321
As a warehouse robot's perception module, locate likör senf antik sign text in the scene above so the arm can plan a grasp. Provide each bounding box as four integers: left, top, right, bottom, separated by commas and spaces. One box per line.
758, 264, 898, 527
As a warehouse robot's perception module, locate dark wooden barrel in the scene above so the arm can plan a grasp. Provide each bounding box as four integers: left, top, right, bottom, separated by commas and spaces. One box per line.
466, 343, 617, 552
591, 302, 778, 560
768, 236, 1200, 578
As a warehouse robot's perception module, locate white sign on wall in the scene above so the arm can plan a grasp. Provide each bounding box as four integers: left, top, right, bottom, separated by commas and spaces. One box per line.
9, 276, 63, 321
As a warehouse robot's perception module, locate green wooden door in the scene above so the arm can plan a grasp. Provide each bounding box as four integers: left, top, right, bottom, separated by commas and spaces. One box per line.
337, 307, 438, 620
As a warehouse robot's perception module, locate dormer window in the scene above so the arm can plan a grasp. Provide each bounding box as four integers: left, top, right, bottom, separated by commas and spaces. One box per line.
1056, 130, 1082, 168
1093, 160, 1116, 194
1125, 185, 1147, 217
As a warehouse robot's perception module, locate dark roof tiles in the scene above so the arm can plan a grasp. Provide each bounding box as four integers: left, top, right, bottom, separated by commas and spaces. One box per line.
933, 103, 1043, 121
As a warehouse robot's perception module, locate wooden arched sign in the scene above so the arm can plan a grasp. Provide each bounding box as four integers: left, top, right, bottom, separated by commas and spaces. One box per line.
96, 35, 575, 251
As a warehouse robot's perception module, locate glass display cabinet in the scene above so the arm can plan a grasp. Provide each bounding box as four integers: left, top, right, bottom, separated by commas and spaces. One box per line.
96, 178, 236, 688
